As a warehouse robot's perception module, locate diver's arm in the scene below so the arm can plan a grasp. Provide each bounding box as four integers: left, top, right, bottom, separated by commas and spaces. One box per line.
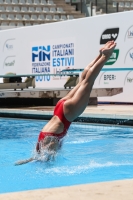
15, 157, 34, 165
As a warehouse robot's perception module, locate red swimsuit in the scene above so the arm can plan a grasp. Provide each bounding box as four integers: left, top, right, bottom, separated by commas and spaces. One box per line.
38, 99, 71, 142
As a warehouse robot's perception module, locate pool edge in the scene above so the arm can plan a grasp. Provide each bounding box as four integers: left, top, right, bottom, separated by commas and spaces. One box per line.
0, 179, 133, 200
0, 108, 133, 126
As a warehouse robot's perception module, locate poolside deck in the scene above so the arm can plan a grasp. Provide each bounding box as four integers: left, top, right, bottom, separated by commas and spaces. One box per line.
0, 104, 133, 125
0, 179, 133, 200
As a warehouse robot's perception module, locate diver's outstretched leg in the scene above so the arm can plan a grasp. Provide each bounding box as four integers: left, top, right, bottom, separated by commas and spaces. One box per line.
63, 41, 114, 101
64, 41, 116, 121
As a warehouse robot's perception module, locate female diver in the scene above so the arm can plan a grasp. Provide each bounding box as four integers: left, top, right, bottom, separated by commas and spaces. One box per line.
15, 41, 116, 165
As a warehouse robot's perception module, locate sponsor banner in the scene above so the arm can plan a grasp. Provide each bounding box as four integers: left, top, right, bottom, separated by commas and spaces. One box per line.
3, 56, 16, 68
100, 28, 119, 44
124, 25, 133, 41
2, 38, 16, 73
99, 70, 133, 102
126, 77, 133, 83
124, 70, 133, 85
124, 47, 133, 64
0, 11, 133, 101
3, 38, 15, 53
97, 71, 123, 87
105, 49, 119, 65
31, 38, 75, 87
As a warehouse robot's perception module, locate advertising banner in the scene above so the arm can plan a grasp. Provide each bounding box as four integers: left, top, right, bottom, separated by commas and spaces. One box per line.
31, 37, 75, 87
0, 11, 133, 102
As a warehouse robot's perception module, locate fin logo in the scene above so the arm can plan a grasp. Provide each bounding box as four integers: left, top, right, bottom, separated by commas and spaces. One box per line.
105, 49, 119, 65
32, 45, 50, 62
100, 28, 119, 44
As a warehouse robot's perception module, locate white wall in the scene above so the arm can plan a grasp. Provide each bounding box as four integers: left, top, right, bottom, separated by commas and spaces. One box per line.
0, 11, 133, 102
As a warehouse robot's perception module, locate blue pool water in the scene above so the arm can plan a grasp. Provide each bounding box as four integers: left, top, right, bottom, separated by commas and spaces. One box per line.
0, 118, 133, 194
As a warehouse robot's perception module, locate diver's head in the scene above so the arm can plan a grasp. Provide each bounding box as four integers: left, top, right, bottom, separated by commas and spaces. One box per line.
36, 136, 60, 153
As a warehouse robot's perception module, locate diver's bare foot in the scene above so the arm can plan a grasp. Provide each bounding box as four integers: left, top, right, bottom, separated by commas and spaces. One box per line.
101, 41, 116, 57
99, 41, 114, 55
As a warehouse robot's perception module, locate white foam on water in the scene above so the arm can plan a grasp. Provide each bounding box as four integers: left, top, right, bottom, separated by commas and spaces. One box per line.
36, 160, 133, 175
66, 139, 93, 144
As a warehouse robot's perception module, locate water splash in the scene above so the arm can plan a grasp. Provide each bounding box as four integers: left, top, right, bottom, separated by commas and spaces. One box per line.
66, 139, 93, 144
36, 160, 133, 175
33, 148, 56, 162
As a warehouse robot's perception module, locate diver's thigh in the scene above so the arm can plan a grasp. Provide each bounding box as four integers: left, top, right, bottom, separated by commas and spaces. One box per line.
64, 84, 91, 120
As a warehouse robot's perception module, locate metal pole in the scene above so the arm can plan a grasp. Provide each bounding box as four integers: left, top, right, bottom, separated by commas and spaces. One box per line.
106, 0, 108, 13
95, 0, 97, 6
91, 2, 93, 16
70, 0, 72, 5
116, 2, 119, 12
80, 0, 82, 13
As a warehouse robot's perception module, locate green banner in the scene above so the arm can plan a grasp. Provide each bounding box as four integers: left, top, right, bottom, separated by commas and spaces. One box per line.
105, 49, 119, 65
